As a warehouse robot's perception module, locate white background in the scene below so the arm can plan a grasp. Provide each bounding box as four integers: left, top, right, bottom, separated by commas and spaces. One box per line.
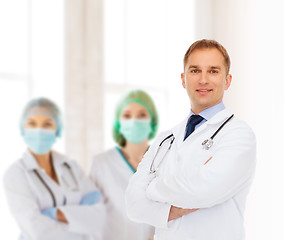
0, 0, 282, 239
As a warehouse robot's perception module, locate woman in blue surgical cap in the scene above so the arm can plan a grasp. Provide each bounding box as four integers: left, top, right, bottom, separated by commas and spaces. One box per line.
89, 90, 158, 240
3, 97, 105, 240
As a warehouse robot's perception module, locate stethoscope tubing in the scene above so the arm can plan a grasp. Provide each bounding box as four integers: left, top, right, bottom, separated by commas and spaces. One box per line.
158, 134, 174, 147
150, 114, 234, 174
33, 162, 77, 207
33, 169, 57, 207
210, 114, 234, 140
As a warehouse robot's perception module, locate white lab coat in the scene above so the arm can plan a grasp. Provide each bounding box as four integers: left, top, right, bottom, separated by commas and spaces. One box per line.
126, 109, 256, 240
89, 148, 154, 240
3, 150, 106, 240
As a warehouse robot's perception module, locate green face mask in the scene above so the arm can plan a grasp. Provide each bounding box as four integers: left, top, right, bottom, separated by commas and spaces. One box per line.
120, 119, 151, 144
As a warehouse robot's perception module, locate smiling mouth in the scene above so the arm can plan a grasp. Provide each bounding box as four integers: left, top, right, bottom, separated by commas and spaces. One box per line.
196, 89, 213, 92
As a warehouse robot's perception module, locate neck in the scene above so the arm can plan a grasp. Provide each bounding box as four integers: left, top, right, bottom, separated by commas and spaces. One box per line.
29, 149, 58, 183
121, 139, 149, 171
29, 149, 52, 169
192, 100, 222, 115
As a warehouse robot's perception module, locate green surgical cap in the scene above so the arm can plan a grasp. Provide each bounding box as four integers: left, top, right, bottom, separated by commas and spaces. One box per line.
113, 90, 159, 147
19, 97, 63, 137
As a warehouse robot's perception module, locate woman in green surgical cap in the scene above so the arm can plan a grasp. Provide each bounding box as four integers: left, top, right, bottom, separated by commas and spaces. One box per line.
89, 90, 158, 240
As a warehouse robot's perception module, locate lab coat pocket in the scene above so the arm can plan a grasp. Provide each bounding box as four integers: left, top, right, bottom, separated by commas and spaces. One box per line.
178, 145, 213, 170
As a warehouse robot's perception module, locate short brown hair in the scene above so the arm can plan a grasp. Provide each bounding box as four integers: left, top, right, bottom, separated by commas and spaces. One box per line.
183, 39, 231, 74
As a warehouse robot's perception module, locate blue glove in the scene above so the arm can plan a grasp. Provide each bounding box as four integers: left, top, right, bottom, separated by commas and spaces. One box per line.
41, 207, 57, 220
80, 191, 101, 206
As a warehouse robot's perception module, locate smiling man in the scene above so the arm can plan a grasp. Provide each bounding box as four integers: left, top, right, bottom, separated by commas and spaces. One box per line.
125, 39, 256, 240
182, 45, 232, 114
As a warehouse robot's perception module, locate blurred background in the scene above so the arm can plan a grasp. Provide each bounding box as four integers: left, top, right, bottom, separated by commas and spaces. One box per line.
0, 0, 282, 239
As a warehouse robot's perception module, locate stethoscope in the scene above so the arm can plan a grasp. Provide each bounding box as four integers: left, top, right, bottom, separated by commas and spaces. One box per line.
149, 114, 234, 174
33, 162, 78, 207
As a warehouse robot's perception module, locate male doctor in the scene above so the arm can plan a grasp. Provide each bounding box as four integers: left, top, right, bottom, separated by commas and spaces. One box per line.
125, 39, 256, 240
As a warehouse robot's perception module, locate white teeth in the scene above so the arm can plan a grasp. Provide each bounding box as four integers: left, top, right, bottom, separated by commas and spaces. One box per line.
198, 90, 211, 92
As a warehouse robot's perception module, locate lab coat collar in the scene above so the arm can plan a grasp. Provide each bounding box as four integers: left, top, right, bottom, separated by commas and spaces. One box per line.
22, 150, 40, 170
171, 108, 233, 147
22, 150, 67, 171
203, 108, 233, 125
189, 101, 225, 121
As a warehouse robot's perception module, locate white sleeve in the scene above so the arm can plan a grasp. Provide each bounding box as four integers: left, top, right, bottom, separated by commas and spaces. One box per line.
88, 156, 109, 211
125, 133, 172, 229
146, 124, 257, 209
3, 165, 74, 240
58, 162, 106, 235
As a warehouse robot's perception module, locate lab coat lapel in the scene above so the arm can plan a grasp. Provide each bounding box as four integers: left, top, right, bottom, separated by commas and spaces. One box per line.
51, 151, 66, 172
188, 109, 233, 138
171, 118, 187, 149
21, 150, 40, 170
175, 109, 233, 146
51, 151, 77, 190
205, 108, 233, 125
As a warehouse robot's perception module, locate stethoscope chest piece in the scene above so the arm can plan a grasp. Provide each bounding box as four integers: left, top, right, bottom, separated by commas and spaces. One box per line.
202, 138, 213, 150
201, 114, 234, 150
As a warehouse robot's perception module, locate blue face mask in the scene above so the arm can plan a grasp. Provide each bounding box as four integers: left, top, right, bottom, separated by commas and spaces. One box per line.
120, 119, 151, 144
23, 128, 56, 154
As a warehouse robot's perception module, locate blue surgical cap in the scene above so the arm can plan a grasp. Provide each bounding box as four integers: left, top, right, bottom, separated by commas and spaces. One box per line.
19, 97, 63, 137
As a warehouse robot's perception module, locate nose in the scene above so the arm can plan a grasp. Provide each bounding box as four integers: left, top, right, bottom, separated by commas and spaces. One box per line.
199, 72, 209, 84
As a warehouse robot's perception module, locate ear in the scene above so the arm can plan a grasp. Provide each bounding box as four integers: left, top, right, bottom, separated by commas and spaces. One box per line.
181, 73, 186, 89
224, 74, 232, 90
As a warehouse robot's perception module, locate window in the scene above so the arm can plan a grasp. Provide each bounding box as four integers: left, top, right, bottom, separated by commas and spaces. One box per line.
0, 1, 64, 238
103, 0, 195, 149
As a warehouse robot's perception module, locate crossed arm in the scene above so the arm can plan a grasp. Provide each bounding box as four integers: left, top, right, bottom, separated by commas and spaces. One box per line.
125, 132, 200, 228
126, 126, 256, 227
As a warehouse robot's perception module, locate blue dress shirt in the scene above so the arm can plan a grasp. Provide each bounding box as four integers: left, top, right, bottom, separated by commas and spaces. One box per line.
186, 101, 225, 135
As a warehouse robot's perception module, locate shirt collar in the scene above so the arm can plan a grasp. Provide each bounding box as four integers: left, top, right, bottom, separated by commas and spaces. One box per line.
189, 101, 225, 121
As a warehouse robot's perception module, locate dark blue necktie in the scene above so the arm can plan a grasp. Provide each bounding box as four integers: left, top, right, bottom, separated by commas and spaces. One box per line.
184, 115, 204, 141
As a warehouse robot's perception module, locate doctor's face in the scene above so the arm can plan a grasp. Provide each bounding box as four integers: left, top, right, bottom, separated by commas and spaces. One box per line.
181, 48, 232, 114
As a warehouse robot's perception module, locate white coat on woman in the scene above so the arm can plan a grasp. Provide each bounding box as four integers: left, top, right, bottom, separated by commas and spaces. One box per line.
126, 109, 256, 240
89, 148, 154, 240
3, 150, 106, 240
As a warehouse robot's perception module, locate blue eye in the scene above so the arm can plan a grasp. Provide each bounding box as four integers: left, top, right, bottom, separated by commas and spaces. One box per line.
191, 69, 199, 73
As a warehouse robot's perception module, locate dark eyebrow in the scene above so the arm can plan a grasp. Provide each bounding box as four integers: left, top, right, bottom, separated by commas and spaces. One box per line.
188, 65, 199, 69
210, 66, 221, 70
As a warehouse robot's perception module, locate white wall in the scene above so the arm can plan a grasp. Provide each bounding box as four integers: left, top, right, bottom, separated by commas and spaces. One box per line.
103, 0, 196, 151
0, 1, 64, 239
200, 0, 283, 239
64, 0, 104, 170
